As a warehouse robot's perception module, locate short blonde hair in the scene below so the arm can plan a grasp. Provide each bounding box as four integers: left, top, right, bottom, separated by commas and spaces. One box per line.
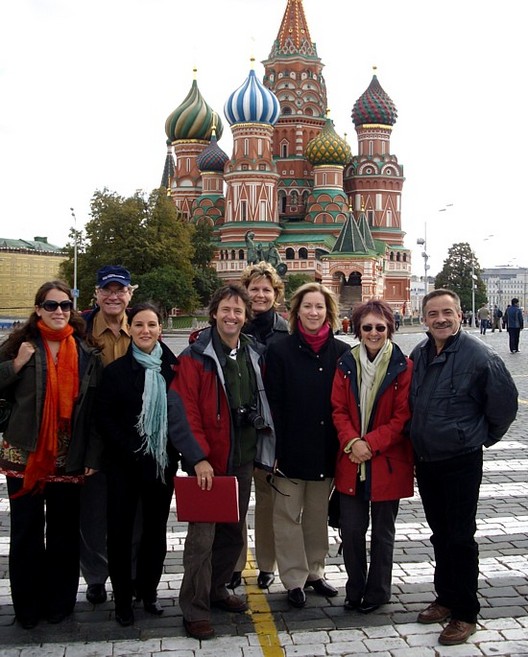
240, 261, 285, 306
288, 282, 340, 332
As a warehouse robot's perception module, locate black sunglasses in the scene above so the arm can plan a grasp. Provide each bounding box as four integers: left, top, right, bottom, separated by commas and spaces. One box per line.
361, 324, 387, 332
40, 300, 74, 312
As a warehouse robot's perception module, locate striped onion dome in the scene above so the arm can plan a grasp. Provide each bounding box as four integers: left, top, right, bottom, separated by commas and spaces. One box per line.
352, 70, 397, 127
197, 127, 229, 173
165, 70, 224, 141
224, 59, 280, 126
305, 115, 351, 166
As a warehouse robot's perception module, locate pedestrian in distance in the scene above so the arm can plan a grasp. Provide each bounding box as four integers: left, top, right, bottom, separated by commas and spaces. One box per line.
79, 265, 136, 606
477, 303, 490, 335
168, 285, 276, 641
505, 297, 523, 353
409, 288, 518, 646
331, 299, 414, 614
96, 303, 182, 626
230, 262, 289, 591
0, 280, 103, 629
264, 282, 348, 609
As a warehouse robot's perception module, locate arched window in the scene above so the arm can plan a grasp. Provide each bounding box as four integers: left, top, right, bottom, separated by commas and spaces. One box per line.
285, 248, 295, 260
231, 250, 236, 260
239, 250, 245, 260
299, 247, 308, 260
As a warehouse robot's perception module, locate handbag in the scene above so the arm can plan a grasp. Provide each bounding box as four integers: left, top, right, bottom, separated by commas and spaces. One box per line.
0, 398, 12, 433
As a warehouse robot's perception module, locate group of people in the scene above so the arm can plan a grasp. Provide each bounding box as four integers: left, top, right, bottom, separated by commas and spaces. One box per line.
477, 300, 524, 352
0, 263, 519, 648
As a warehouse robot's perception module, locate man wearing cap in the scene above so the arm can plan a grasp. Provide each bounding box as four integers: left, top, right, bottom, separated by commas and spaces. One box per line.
80, 265, 134, 604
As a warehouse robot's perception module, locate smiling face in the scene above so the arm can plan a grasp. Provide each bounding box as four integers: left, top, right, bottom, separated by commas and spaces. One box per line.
297, 291, 327, 335
246, 275, 276, 315
213, 295, 247, 347
95, 283, 132, 320
360, 312, 389, 358
423, 293, 462, 350
129, 309, 162, 353
36, 289, 72, 331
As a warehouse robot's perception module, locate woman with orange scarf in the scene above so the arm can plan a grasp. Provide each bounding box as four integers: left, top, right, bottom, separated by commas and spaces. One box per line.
0, 280, 103, 629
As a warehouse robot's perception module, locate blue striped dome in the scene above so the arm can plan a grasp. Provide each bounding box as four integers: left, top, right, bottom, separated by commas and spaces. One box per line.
224, 65, 280, 126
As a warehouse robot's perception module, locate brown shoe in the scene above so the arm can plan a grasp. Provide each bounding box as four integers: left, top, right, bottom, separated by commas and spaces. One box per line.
417, 601, 451, 624
211, 594, 248, 613
439, 619, 476, 645
183, 618, 215, 640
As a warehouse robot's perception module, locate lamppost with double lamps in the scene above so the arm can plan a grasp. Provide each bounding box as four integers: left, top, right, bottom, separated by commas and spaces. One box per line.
416, 225, 429, 312
69, 207, 79, 310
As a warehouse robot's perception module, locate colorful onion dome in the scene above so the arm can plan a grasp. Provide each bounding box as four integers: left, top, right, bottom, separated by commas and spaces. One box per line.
224, 59, 281, 126
165, 69, 224, 142
352, 69, 397, 127
197, 127, 229, 173
305, 115, 351, 166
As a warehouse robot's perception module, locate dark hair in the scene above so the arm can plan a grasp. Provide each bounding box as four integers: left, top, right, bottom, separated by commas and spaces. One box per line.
128, 302, 162, 325
0, 280, 89, 359
512, 298, 519, 305
208, 285, 253, 325
288, 282, 340, 332
351, 299, 395, 339
422, 288, 461, 314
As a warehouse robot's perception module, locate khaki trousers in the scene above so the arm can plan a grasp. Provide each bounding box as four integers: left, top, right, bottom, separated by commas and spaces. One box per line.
272, 476, 333, 590
235, 467, 276, 573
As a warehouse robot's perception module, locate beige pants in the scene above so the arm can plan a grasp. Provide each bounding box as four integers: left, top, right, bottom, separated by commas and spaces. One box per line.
271, 476, 333, 590
236, 467, 276, 572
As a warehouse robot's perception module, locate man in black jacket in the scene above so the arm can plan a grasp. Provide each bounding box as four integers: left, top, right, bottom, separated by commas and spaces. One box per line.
409, 289, 518, 646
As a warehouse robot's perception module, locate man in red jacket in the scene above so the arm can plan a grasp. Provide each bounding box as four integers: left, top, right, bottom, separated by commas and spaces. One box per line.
168, 285, 275, 641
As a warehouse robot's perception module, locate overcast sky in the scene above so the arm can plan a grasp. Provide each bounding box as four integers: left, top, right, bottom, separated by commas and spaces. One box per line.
1, 0, 524, 276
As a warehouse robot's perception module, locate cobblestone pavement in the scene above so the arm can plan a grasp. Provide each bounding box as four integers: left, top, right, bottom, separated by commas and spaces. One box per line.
1, 328, 527, 656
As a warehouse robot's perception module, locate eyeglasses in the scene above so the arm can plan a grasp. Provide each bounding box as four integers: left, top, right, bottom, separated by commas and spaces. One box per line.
97, 287, 129, 298
40, 300, 74, 312
361, 324, 387, 333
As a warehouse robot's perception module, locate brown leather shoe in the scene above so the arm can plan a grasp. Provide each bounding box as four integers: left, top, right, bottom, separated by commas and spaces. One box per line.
417, 601, 451, 624
439, 619, 477, 645
183, 618, 215, 640
211, 594, 248, 613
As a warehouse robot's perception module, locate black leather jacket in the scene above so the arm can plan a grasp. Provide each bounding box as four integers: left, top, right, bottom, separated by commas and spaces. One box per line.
409, 330, 518, 462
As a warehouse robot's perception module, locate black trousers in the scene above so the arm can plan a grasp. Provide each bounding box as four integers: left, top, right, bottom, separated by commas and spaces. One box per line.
340, 492, 399, 605
7, 476, 81, 622
508, 328, 521, 352
106, 460, 174, 611
416, 449, 483, 624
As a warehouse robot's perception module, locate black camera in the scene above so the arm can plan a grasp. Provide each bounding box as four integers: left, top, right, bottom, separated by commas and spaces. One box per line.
233, 404, 266, 430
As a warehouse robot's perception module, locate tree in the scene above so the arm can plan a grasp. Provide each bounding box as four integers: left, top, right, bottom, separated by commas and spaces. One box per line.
284, 273, 312, 304
190, 222, 220, 307
60, 188, 197, 312
434, 242, 487, 311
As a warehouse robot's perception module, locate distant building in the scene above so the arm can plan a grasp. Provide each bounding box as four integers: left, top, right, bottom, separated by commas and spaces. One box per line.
162, 0, 411, 312
481, 267, 528, 312
0, 237, 65, 320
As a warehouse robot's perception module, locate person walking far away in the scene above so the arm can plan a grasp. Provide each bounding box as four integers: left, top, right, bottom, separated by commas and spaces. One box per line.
477, 303, 490, 335
409, 289, 518, 646
505, 297, 523, 353
491, 305, 503, 332
79, 265, 135, 606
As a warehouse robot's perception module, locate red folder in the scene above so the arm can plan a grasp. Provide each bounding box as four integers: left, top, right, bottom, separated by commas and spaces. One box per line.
174, 475, 240, 523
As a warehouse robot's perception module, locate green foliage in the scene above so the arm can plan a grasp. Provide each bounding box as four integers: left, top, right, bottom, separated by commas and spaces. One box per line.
434, 242, 487, 311
60, 187, 198, 313
193, 267, 221, 307
284, 273, 312, 304
190, 222, 220, 307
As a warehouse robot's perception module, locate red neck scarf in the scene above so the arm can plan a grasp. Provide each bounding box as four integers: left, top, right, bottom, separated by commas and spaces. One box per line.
14, 321, 79, 496
297, 320, 331, 353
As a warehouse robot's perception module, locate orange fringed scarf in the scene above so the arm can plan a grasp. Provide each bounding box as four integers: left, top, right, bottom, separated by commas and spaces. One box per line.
13, 321, 79, 496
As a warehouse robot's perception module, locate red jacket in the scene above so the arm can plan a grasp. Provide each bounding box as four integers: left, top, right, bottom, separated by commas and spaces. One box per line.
167, 327, 275, 476
331, 342, 414, 502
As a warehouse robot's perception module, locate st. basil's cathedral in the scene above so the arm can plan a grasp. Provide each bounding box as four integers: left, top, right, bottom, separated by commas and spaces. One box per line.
161, 0, 411, 312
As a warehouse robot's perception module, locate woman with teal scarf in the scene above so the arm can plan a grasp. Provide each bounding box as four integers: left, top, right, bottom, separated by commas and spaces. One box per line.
331, 299, 414, 614
97, 303, 183, 626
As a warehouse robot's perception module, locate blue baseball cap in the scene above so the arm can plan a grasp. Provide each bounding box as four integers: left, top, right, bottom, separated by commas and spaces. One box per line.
96, 265, 131, 288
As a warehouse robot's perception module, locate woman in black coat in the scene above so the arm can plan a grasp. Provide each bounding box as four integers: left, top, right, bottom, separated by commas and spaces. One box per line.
265, 283, 348, 608
97, 303, 179, 626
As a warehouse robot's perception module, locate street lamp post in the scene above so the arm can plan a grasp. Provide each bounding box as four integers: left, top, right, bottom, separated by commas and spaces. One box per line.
417, 224, 429, 312
70, 207, 79, 310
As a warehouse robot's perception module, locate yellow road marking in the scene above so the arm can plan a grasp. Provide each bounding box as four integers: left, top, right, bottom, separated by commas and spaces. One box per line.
243, 551, 284, 657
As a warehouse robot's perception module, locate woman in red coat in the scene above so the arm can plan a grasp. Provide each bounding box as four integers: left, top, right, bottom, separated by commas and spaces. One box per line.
331, 299, 414, 614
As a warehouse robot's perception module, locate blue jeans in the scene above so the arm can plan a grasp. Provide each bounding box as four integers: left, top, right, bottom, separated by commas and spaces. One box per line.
416, 449, 483, 623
